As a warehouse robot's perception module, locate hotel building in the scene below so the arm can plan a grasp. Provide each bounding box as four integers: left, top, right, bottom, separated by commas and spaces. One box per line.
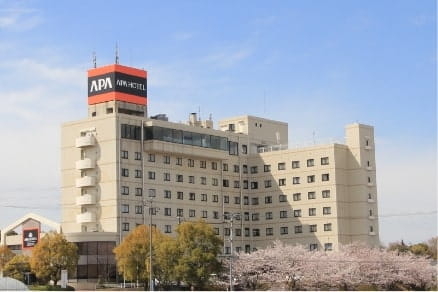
61, 63, 379, 280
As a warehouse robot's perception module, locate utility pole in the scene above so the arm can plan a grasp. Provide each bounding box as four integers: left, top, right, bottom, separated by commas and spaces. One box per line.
225, 213, 240, 291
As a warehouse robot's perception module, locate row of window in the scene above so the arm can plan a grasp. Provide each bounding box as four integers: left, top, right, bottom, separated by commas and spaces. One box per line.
121, 187, 331, 203
121, 168, 330, 187
120, 203, 332, 219
121, 222, 333, 236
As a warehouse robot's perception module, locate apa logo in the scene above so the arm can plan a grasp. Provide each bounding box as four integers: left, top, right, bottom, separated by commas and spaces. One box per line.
90, 77, 113, 93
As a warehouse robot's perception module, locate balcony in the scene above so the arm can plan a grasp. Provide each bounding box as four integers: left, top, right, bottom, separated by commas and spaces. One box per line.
76, 212, 96, 223
75, 176, 96, 188
367, 198, 375, 203
367, 182, 374, 187
369, 231, 376, 236
366, 166, 373, 171
369, 216, 376, 220
76, 194, 96, 206
364, 145, 372, 150
75, 158, 95, 170
75, 135, 96, 148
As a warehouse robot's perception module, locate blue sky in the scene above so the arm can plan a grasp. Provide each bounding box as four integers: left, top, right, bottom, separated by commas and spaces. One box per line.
0, 0, 436, 244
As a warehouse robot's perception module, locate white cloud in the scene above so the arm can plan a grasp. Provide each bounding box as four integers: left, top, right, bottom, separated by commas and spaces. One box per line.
0, 7, 42, 30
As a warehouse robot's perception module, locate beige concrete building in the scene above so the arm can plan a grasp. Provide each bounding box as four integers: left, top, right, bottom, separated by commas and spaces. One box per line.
61, 64, 379, 280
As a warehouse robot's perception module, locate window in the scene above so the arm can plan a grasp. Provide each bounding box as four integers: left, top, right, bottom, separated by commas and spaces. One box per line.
176, 174, 183, 182
322, 173, 330, 181
244, 212, 250, 221
164, 172, 170, 181
122, 223, 129, 231
121, 186, 129, 195
242, 165, 248, 174
308, 192, 316, 199
165, 225, 172, 234
370, 226, 374, 232
92, 111, 96, 117
213, 211, 219, 219
243, 196, 249, 205
279, 195, 287, 202
201, 177, 207, 185
264, 180, 272, 188
148, 153, 155, 162
177, 208, 183, 217
243, 180, 248, 189
234, 165, 240, 173
265, 196, 272, 204
135, 188, 142, 196
252, 229, 260, 237
368, 176, 371, 183
189, 176, 195, 184
280, 211, 288, 218
251, 197, 259, 205
177, 192, 183, 200
309, 208, 316, 216
148, 189, 156, 197
322, 190, 330, 198
135, 205, 143, 214
213, 195, 219, 202
294, 225, 302, 234
265, 212, 273, 220
292, 161, 300, 169
250, 181, 258, 189
122, 204, 129, 213
163, 155, 170, 164
293, 193, 301, 201
234, 196, 241, 204
222, 163, 228, 171
307, 159, 314, 167
189, 193, 195, 200
307, 175, 315, 183
176, 157, 183, 166
211, 161, 218, 170
201, 194, 207, 201
164, 190, 171, 199
250, 166, 258, 174
264, 164, 271, 172
235, 229, 242, 236
224, 228, 230, 236
121, 150, 128, 159
200, 160, 206, 168
121, 168, 129, 177
224, 196, 229, 204
229, 141, 239, 155
214, 228, 220, 235
187, 159, 194, 167
278, 162, 286, 170
234, 181, 240, 188
324, 243, 333, 251
212, 178, 219, 186
294, 209, 302, 217
252, 213, 259, 221
164, 208, 172, 216
242, 144, 248, 154
278, 178, 286, 186
293, 177, 300, 184
189, 209, 195, 217
321, 157, 329, 165
310, 244, 318, 251
310, 224, 317, 232
280, 227, 288, 235
202, 210, 208, 218
324, 223, 332, 231
323, 207, 331, 215
244, 228, 250, 237
148, 171, 155, 180
135, 169, 142, 178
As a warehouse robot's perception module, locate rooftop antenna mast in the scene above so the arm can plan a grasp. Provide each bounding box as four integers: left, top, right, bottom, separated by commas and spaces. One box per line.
198, 106, 201, 121
115, 42, 119, 64
92, 51, 97, 68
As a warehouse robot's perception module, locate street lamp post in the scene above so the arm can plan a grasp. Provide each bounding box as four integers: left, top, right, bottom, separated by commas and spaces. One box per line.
143, 194, 156, 291
225, 213, 240, 291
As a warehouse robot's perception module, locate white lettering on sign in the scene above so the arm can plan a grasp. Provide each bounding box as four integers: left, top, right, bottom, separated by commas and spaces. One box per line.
116, 79, 146, 91
90, 77, 113, 93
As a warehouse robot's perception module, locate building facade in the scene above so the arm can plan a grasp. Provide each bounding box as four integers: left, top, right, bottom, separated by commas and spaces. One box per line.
61, 64, 379, 280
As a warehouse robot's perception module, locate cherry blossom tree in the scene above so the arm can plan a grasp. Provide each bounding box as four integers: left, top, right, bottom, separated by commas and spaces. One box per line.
232, 241, 436, 290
